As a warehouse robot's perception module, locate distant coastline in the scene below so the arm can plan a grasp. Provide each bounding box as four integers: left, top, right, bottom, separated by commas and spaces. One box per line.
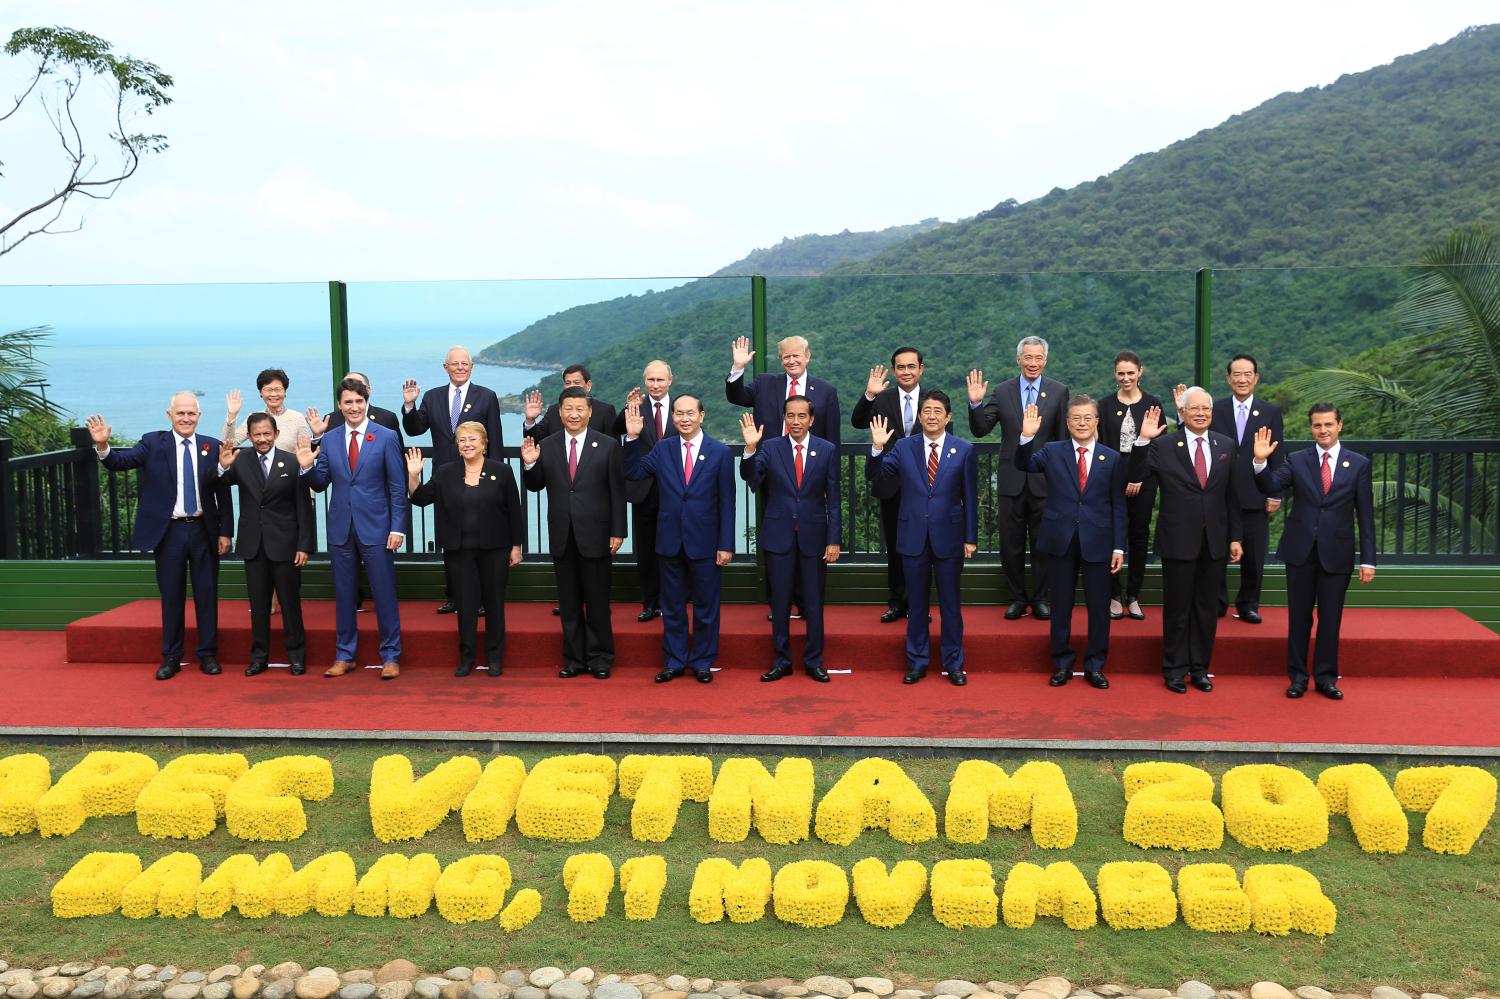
476, 357, 562, 372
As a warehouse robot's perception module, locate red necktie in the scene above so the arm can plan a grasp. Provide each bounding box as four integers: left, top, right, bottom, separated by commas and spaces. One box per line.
683, 441, 694, 485
784, 378, 799, 435
348, 429, 360, 473
654, 400, 664, 440
928, 441, 939, 485
568, 436, 578, 482
794, 442, 804, 488
1194, 437, 1208, 489
1077, 446, 1088, 492
1321, 451, 1332, 494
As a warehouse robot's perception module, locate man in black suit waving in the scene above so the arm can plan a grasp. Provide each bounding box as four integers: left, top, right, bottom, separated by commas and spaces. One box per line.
616, 360, 676, 621
217, 412, 315, 676
967, 336, 1069, 620
1128, 389, 1243, 693
1252, 406, 1377, 700
1210, 353, 1284, 624
521, 364, 620, 441
521, 386, 627, 679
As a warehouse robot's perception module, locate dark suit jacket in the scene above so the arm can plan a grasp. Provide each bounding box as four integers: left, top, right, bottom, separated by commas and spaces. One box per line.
865, 434, 978, 559
1257, 447, 1376, 572
740, 434, 841, 556
968, 375, 1069, 496
528, 400, 619, 443
852, 385, 950, 499
615, 395, 679, 506
1016, 439, 1128, 562
623, 434, 736, 558
221, 446, 314, 561
302, 422, 409, 546
1212, 395, 1285, 509
323, 404, 404, 450
403, 382, 505, 466
101, 431, 234, 551
521, 429, 627, 558
1127, 430, 1243, 561
411, 457, 525, 552
726, 371, 842, 445
1099, 391, 1167, 454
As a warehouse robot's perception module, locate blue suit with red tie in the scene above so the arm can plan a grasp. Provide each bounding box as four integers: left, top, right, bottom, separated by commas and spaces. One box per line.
302, 420, 408, 664
741, 432, 841, 674
866, 432, 979, 678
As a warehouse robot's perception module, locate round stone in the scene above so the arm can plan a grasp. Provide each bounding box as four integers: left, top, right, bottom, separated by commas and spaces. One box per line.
529, 975, 564, 993
203, 986, 232, 999
105, 981, 131, 999
1250, 986, 1294, 999
1026, 982, 1067, 999
39, 975, 61, 983
178, 979, 206, 988
468, 987, 502, 999
1017, 991, 1056, 999
1371, 990, 1412, 999
43, 980, 76, 999
413, 984, 442, 999
163, 987, 200, 999
127, 986, 163, 999
341, 987, 375, 999
1180, 984, 1215, 999
496, 982, 524, 996
269, 974, 303, 989
1135, 992, 1173, 999
937, 986, 979, 999
547, 984, 587, 999
469, 976, 495, 989
74, 984, 106, 999
511, 990, 544, 999
232, 978, 261, 999
372, 970, 413, 991
595, 987, 642, 999
375, 986, 412, 999
262, 985, 294, 999
690, 986, 711, 997
443, 977, 470, 987
802, 984, 851, 999
295, 979, 339, 999
132, 976, 158, 987
664, 983, 690, 995
853, 985, 891, 999
1418, 994, 1449, 999
12, 985, 41, 999
62, 969, 96, 981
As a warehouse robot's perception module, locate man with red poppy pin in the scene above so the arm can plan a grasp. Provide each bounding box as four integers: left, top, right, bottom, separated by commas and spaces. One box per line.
297, 377, 408, 679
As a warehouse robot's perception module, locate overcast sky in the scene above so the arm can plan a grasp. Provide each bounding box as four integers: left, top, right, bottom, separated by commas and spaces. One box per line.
1, 1, 1495, 286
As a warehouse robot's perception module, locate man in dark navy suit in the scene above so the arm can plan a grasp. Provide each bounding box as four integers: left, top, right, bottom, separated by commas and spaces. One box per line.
297, 377, 409, 679
88, 393, 234, 680
217, 412, 315, 676
616, 360, 677, 621
1209, 353, 1285, 623
725, 334, 842, 445
740, 397, 841, 683
1015, 395, 1128, 689
623, 392, 736, 684
1252, 405, 1377, 700
866, 390, 978, 686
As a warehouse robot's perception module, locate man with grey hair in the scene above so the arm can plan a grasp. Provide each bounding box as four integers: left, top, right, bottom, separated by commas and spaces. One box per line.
967, 335, 1070, 620
619, 359, 677, 620
1129, 388, 1244, 693
86, 393, 234, 680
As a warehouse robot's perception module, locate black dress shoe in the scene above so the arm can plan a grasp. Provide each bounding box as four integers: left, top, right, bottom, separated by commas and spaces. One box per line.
761, 666, 790, 682
289, 663, 306, 676
477, 605, 486, 617
156, 659, 180, 681
1286, 684, 1306, 699
245, 661, 269, 677
1165, 678, 1187, 694
199, 658, 222, 676
1127, 602, 1146, 621
880, 606, 907, 623
1316, 682, 1344, 701
486, 663, 503, 677
654, 670, 675, 682
1084, 671, 1110, 689
590, 667, 611, 679
1049, 670, 1071, 687
695, 668, 713, 683
949, 671, 967, 686
437, 601, 457, 614
1191, 675, 1214, 692
902, 669, 925, 684
1004, 600, 1029, 620
1235, 608, 1263, 624
455, 663, 474, 677
637, 607, 661, 622
805, 665, 830, 683
551, 606, 561, 616
1032, 601, 1051, 621
558, 665, 583, 678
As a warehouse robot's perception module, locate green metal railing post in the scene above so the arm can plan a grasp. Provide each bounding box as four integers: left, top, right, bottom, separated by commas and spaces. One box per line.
1194, 267, 1212, 387
328, 281, 351, 394
0, 438, 14, 559
750, 275, 768, 377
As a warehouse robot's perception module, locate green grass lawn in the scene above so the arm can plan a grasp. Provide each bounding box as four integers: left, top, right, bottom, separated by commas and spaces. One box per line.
1, 743, 1497, 993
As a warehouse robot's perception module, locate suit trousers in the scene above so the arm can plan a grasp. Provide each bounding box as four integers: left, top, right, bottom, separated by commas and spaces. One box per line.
903, 541, 965, 674
244, 551, 305, 665
331, 539, 401, 663
767, 547, 827, 670
633, 502, 661, 611
878, 494, 906, 609
553, 531, 615, 672
1050, 534, 1114, 673
660, 551, 721, 675
1161, 539, 1225, 681
447, 547, 508, 668
1112, 479, 1157, 601
155, 518, 219, 662
997, 485, 1049, 602
1284, 552, 1351, 687
1221, 507, 1268, 613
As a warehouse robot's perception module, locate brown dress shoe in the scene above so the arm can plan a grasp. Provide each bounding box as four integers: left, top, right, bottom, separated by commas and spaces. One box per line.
380, 661, 400, 680
324, 660, 356, 677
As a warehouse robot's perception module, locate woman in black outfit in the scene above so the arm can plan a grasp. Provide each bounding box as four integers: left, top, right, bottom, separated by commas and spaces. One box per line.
1099, 351, 1167, 621
406, 421, 523, 676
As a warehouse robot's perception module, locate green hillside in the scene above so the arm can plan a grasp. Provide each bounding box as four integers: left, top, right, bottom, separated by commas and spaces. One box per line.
533, 24, 1500, 439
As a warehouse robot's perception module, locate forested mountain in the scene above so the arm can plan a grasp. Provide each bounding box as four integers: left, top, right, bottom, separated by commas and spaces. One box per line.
528, 24, 1500, 439
477, 220, 942, 368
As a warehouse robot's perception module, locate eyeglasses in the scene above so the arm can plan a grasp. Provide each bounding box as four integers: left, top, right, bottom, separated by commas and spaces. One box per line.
1182, 405, 1212, 413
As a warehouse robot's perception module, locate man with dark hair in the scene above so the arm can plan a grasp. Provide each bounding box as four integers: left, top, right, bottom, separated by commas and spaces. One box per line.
1210, 352, 1284, 624
624, 391, 736, 684
520, 386, 627, 679
1252, 405, 1376, 700
296, 377, 408, 679
312, 371, 405, 448
218, 412, 315, 676
967, 336, 1069, 620
867, 389, 978, 686
741, 396, 841, 683
522, 363, 620, 440
852, 346, 941, 623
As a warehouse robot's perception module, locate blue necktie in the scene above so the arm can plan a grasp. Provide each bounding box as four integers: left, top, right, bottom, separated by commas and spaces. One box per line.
903, 394, 913, 435
181, 439, 198, 516
450, 387, 463, 431
1025, 384, 1036, 409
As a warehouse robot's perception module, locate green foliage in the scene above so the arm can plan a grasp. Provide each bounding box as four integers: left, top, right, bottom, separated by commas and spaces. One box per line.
0, 326, 70, 453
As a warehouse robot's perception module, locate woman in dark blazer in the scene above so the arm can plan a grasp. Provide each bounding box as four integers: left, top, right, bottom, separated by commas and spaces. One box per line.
406, 421, 524, 676
1099, 351, 1167, 621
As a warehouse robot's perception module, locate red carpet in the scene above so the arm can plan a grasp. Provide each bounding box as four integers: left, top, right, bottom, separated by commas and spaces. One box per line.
65, 600, 1500, 678
1, 610, 1496, 752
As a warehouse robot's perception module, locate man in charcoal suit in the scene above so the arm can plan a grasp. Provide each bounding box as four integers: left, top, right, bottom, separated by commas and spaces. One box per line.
87, 393, 234, 680
520, 386, 627, 679
521, 364, 620, 441
217, 411, 315, 676
967, 335, 1069, 620
1128, 388, 1243, 693
615, 360, 677, 621
740, 397, 841, 683
1252, 404, 1377, 700
1210, 352, 1285, 623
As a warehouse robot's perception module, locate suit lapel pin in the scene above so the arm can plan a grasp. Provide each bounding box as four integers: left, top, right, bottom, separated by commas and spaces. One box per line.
365, 433, 374, 442
490, 474, 498, 480
1177, 441, 1184, 447
1097, 454, 1106, 461
810, 451, 816, 457
1252, 410, 1259, 417
1040, 391, 1047, 398
464, 404, 471, 411
277, 461, 284, 468
1342, 460, 1350, 468
948, 447, 956, 455
1116, 410, 1123, 417
697, 454, 704, 461
591, 441, 598, 447
201, 446, 209, 456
